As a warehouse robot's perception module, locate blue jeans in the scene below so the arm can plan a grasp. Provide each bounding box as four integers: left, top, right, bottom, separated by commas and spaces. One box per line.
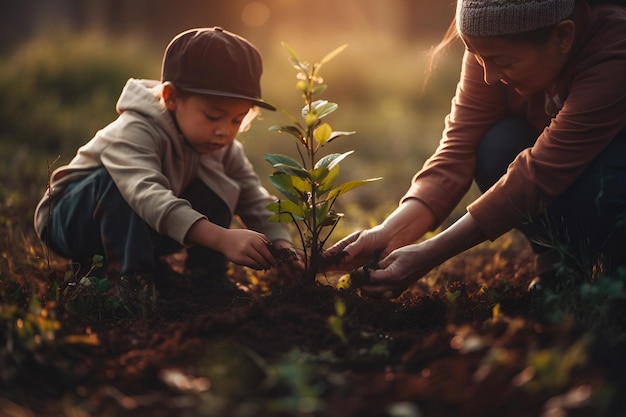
45, 167, 231, 276
475, 118, 626, 271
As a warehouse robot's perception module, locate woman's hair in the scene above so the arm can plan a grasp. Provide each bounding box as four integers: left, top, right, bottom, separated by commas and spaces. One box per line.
424, 0, 611, 81
426, 18, 555, 83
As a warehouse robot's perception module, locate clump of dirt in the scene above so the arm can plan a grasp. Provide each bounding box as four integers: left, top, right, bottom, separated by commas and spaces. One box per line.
267, 242, 300, 267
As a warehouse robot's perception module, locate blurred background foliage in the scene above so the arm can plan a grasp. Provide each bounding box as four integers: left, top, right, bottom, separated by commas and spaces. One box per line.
1, 0, 478, 236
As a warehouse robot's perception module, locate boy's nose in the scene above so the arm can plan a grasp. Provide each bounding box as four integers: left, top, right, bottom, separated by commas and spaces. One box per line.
214, 123, 234, 140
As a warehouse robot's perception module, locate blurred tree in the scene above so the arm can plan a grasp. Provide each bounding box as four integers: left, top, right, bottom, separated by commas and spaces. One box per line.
0, 0, 39, 51
2, 0, 454, 52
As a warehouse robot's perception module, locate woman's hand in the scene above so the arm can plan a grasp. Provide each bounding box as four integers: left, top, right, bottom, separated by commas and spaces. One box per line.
353, 242, 437, 299
324, 199, 436, 272
352, 212, 488, 299
323, 225, 391, 272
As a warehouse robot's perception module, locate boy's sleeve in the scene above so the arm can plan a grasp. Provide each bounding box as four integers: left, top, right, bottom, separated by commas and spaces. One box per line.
225, 141, 292, 243
100, 121, 205, 245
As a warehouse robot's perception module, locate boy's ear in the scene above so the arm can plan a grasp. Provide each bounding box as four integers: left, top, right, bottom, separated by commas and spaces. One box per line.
162, 82, 177, 110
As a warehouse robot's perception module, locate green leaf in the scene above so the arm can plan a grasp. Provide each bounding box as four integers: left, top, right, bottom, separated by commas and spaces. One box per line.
290, 176, 311, 194
328, 177, 382, 200
265, 153, 302, 169
315, 201, 330, 225
268, 212, 295, 224
274, 164, 309, 179
334, 298, 347, 316
90, 277, 109, 293
265, 154, 309, 178
327, 130, 356, 144
282, 42, 310, 74
315, 150, 354, 170
268, 124, 305, 141
92, 254, 104, 268
301, 100, 338, 119
314, 152, 340, 170
319, 44, 348, 66
314, 123, 332, 146
268, 199, 305, 219
281, 41, 301, 62
268, 173, 300, 203
301, 104, 314, 118
328, 315, 347, 343
317, 164, 340, 195
312, 100, 338, 119
311, 84, 328, 96
310, 166, 330, 183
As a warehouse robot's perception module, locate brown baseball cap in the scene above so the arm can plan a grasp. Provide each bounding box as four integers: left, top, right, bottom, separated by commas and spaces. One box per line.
161, 27, 275, 111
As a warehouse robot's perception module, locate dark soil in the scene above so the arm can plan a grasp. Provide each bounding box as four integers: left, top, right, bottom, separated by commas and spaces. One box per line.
2, 238, 625, 417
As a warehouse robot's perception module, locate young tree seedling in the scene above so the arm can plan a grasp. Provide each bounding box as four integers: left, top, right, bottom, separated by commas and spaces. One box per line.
266, 42, 381, 282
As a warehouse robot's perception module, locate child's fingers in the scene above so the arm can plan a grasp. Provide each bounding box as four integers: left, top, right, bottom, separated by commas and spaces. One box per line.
249, 236, 274, 269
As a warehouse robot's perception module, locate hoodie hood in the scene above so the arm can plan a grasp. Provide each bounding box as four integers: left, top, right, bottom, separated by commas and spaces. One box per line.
115, 78, 177, 135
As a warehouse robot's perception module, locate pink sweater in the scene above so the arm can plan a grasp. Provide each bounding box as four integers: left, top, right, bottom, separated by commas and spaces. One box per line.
402, 2, 626, 240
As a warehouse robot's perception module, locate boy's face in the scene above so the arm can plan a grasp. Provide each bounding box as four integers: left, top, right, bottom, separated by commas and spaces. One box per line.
165, 87, 253, 155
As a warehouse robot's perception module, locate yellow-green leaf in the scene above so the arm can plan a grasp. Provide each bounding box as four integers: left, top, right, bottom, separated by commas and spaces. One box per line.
317, 164, 340, 195
334, 298, 347, 316
268, 212, 295, 224
319, 44, 348, 66
328, 177, 382, 200
268, 199, 305, 218
314, 123, 332, 146
281, 41, 301, 62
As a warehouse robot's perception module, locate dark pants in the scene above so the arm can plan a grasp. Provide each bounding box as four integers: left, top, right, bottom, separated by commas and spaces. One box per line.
45, 167, 231, 277
475, 118, 626, 272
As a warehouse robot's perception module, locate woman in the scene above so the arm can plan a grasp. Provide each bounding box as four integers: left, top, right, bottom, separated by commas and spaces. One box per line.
327, 0, 626, 298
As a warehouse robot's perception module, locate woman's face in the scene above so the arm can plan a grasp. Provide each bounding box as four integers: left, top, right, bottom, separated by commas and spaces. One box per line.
461, 21, 575, 96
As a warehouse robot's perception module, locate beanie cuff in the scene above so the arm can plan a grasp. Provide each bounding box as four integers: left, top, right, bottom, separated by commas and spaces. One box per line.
456, 0, 576, 37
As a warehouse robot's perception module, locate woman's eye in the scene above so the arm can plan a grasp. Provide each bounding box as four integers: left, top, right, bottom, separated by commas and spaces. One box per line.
494, 60, 515, 68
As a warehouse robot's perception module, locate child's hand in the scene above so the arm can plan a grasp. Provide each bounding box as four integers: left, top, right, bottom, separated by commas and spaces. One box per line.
220, 229, 275, 270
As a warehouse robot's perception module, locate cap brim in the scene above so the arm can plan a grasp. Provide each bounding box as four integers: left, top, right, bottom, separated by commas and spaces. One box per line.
178, 87, 276, 111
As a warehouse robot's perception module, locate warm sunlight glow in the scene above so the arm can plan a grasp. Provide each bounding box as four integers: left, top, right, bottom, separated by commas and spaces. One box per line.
241, 2, 271, 28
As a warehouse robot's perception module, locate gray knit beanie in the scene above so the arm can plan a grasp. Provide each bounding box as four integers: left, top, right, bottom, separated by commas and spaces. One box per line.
456, 0, 576, 37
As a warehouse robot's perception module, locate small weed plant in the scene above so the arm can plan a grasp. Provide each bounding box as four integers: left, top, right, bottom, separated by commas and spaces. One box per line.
525, 210, 626, 333
265, 43, 381, 282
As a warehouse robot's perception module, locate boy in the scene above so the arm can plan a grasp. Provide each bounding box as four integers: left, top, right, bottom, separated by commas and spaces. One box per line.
34, 27, 297, 300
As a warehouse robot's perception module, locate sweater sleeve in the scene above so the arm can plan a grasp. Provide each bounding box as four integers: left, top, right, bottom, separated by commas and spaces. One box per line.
401, 51, 507, 227
224, 141, 292, 243
100, 121, 205, 245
